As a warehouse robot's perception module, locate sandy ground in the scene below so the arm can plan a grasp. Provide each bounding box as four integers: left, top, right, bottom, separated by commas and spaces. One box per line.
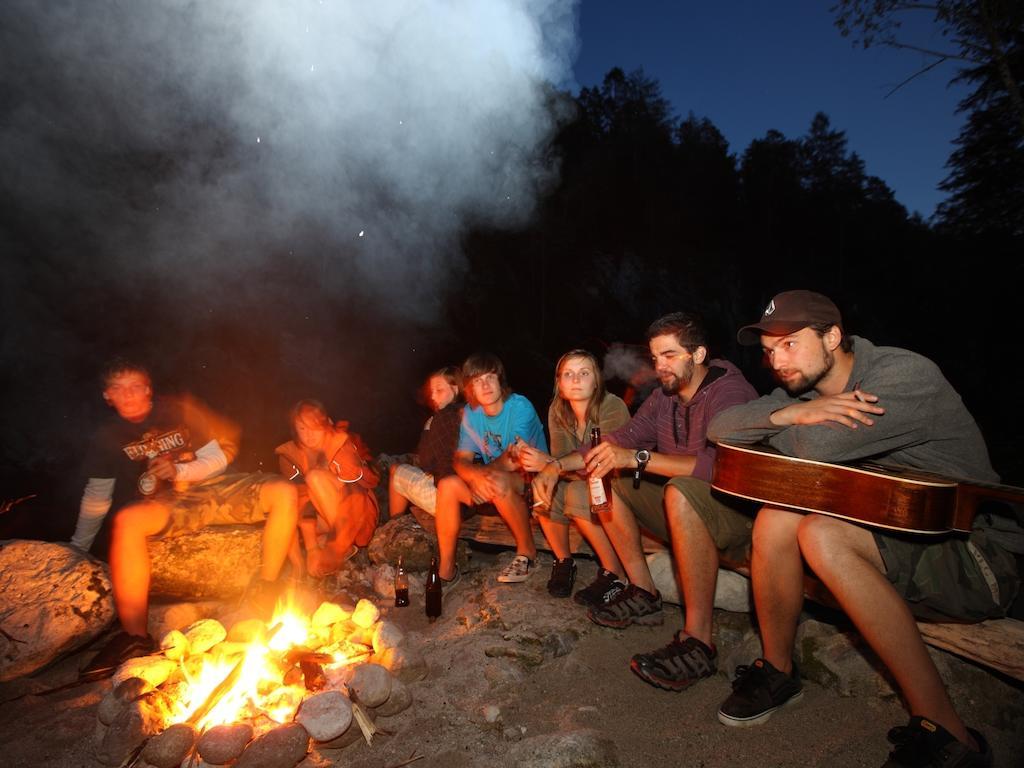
0, 551, 1020, 768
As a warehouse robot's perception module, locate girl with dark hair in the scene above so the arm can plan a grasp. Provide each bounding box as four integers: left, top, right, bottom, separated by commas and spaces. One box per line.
275, 400, 380, 578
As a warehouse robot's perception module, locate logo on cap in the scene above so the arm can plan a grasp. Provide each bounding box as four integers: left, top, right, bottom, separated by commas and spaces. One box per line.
764, 300, 776, 317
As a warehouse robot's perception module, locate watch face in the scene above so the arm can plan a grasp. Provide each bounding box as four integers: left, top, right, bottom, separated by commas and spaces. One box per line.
636, 449, 651, 463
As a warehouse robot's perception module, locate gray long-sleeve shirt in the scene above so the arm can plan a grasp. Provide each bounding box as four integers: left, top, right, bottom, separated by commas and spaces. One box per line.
707, 336, 998, 484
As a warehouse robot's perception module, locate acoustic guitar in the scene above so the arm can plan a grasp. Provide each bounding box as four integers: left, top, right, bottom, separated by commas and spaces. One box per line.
711, 441, 1023, 535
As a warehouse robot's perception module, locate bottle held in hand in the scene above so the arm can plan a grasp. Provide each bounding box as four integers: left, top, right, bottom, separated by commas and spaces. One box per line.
588, 427, 612, 514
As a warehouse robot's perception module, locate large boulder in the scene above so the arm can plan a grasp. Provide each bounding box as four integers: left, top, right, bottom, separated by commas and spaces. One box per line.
149, 525, 262, 599
0, 539, 115, 681
367, 516, 437, 571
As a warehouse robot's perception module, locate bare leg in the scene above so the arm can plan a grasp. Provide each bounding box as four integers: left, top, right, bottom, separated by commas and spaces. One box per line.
489, 469, 537, 561
537, 515, 572, 561
598, 490, 656, 593
389, 464, 410, 519
751, 506, 806, 674
797, 515, 973, 746
435, 475, 472, 580
664, 486, 720, 646
109, 501, 171, 636
573, 515, 624, 577
257, 478, 298, 582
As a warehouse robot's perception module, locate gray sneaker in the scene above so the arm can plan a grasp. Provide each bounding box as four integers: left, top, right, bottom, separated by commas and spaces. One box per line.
497, 555, 533, 583
587, 584, 663, 628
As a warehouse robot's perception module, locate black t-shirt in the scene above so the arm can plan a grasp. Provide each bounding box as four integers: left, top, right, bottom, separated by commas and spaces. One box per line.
83, 396, 215, 507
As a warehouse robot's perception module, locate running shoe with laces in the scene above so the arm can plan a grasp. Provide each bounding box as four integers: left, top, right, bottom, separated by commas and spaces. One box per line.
497, 554, 533, 583
882, 717, 992, 768
573, 569, 626, 608
547, 557, 577, 597
587, 584, 663, 628
79, 631, 156, 682
631, 631, 717, 691
717, 657, 803, 727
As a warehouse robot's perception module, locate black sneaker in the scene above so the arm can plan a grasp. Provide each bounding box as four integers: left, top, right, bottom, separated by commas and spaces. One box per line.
631, 632, 717, 691
547, 558, 577, 598
883, 717, 993, 768
442, 565, 462, 591
587, 584, 663, 628
718, 658, 803, 727
80, 631, 156, 682
573, 569, 626, 608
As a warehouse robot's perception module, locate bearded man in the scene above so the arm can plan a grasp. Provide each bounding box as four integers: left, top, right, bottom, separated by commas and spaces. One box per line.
707, 290, 1019, 768
563, 311, 758, 691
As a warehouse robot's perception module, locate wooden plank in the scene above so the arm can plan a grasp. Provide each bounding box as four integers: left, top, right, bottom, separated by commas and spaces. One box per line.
917, 618, 1024, 682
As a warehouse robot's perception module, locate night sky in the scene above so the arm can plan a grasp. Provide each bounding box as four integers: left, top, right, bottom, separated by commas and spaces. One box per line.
573, 1, 968, 219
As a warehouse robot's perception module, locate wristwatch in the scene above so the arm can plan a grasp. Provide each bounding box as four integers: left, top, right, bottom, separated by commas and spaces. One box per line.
633, 449, 651, 489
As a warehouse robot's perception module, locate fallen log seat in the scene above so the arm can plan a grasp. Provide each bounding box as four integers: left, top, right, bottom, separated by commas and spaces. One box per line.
727, 562, 1024, 684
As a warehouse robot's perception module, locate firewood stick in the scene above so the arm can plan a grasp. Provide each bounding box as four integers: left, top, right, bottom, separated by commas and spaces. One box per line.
186, 623, 282, 727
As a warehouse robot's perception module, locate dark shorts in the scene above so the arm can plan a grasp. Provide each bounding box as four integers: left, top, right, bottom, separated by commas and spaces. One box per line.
612, 475, 757, 566
155, 472, 277, 538
875, 525, 1020, 622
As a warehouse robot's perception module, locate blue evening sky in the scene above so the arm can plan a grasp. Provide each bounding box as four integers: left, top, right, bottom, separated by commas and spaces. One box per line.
571, 1, 969, 219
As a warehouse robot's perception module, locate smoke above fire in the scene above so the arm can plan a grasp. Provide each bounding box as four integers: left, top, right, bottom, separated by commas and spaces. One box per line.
1, 0, 578, 310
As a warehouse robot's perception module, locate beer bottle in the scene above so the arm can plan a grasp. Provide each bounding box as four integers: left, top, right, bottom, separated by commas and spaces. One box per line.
394, 556, 410, 607
588, 427, 612, 514
425, 556, 442, 621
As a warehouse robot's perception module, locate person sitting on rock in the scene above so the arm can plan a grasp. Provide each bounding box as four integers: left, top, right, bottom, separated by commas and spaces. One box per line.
388, 366, 464, 519
276, 399, 380, 578
520, 349, 631, 602
73, 358, 299, 680
435, 352, 547, 587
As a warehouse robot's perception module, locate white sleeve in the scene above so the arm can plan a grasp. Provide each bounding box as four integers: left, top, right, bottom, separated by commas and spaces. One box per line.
71, 477, 115, 551
174, 439, 229, 482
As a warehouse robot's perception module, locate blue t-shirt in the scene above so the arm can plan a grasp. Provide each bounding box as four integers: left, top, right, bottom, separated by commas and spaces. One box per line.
457, 393, 547, 464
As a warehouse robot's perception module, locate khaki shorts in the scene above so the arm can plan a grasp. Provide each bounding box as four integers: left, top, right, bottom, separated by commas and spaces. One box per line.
156, 472, 275, 538
613, 475, 757, 566
875, 523, 1020, 622
534, 477, 592, 524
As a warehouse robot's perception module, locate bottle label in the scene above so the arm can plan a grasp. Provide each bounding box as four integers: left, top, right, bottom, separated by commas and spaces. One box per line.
588, 475, 608, 506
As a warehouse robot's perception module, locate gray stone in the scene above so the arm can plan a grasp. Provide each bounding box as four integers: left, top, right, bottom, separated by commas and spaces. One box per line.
295, 691, 353, 742
98, 676, 153, 726
502, 729, 619, 768
148, 525, 263, 599
645, 551, 751, 612
374, 676, 412, 717
197, 723, 254, 764
235, 722, 310, 768
141, 722, 196, 768
316, 706, 376, 750
0, 539, 116, 680
796, 619, 896, 698
366, 515, 436, 571
95, 698, 164, 767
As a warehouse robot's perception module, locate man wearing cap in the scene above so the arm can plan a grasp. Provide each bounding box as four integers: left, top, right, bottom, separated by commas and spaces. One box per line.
707, 290, 1019, 768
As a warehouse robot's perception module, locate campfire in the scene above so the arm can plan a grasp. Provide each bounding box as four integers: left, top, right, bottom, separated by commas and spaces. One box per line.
93, 594, 418, 767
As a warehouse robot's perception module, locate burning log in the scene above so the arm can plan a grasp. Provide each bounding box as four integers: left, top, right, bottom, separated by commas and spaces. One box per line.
186, 623, 282, 727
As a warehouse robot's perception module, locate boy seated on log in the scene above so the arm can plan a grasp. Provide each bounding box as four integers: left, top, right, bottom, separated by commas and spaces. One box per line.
72, 358, 299, 680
